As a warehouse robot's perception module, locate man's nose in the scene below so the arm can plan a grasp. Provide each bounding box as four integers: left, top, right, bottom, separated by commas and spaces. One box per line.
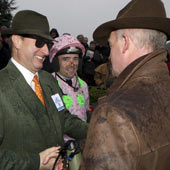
70, 58, 75, 64
41, 44, 49, 56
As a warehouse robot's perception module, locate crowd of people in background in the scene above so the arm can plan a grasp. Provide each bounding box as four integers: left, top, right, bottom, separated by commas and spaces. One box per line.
1, 12, 170, 111
1, 22, 170, 108
0, 25, 115, 91
1, 25, 170, 91
41, 28, 114, 89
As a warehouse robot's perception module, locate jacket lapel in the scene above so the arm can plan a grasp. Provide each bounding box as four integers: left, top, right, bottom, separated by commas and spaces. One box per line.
7, 61, 46, 117
6, 61, 54, 146
39, 71, 63, 144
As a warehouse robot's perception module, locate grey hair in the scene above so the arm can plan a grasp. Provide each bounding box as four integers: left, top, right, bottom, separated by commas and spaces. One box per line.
116, 29, 167, 50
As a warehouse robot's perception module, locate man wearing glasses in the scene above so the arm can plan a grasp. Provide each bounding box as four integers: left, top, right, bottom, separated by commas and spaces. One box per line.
0, 10, 87, 170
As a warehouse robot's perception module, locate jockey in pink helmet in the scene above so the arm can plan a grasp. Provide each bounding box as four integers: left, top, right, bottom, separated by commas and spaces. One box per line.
49, 34, 89, 141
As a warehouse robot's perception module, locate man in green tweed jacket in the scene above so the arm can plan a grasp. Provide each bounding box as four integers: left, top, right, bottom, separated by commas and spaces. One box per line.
0, 10, 87, 170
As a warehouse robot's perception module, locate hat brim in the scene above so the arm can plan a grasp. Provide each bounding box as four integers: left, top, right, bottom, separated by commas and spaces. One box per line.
1, 29, 53, 41
93, 17, 170, 46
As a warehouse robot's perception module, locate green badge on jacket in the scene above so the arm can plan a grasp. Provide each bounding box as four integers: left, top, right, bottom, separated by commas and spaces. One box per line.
77, 94, 85, 106
62, 95, 73, 109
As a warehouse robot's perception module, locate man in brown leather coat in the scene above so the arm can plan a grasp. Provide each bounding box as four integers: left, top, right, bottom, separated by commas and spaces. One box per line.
80, 0, 170, 170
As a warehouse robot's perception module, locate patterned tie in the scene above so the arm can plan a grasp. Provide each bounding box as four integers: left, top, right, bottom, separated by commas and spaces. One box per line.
32, 75, 46, 106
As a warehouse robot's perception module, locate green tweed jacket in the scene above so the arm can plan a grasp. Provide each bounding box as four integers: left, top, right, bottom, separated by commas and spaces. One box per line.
0, 60, 88, 170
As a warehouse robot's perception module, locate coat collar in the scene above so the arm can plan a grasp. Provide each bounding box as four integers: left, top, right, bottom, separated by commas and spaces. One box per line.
7, 60, 46, 113
107, 49, 168, 94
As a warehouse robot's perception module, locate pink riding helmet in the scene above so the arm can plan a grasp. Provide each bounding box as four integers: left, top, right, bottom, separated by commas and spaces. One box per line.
49, 34, 85, 63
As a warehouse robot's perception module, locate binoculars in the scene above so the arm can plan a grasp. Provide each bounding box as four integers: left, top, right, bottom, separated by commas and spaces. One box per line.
52, 140, 82, 170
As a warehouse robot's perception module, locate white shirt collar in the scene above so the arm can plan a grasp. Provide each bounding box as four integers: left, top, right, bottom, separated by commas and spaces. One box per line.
11, 57, 38, 87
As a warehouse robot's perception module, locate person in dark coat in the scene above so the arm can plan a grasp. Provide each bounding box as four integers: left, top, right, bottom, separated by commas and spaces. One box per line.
80, 0, 170, 170
1, 10, 87, 170
42, 28, 60, 73
0, 32, 11, 69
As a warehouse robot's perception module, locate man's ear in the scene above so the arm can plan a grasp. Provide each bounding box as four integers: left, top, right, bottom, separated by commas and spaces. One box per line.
122, 33, 129, 54
12, 35, 22, 49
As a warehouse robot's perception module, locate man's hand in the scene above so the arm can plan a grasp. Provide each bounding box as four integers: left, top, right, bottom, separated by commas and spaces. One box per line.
39, 146, 61, 170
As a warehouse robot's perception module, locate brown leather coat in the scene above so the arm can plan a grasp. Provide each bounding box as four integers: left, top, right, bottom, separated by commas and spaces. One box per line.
80, 49, 170, 170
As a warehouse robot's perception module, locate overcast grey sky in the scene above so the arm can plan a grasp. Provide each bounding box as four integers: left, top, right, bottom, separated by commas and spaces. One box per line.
12, 0, 170, 42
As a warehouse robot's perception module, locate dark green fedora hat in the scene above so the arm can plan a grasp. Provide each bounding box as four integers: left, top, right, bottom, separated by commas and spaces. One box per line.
93, 0, 170, 45
2, 10, 53, 41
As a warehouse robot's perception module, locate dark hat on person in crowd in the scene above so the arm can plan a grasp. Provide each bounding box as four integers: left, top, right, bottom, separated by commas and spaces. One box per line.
93, 0, 170, 45
1, 10, 53, 41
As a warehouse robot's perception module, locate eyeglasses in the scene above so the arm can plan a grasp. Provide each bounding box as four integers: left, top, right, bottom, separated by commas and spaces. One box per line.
20, 34, 54, 49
